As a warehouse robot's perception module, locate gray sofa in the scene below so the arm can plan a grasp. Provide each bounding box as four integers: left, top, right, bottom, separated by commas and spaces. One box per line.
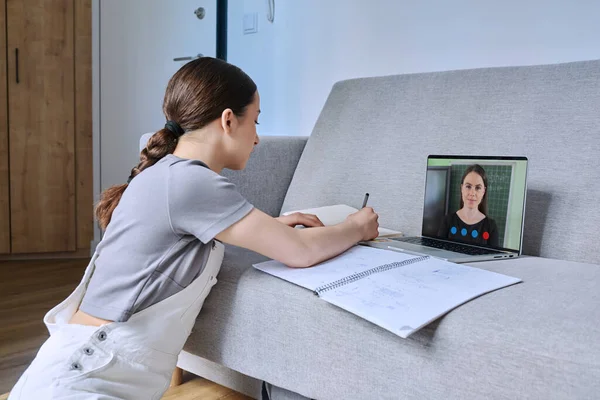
140, 58, 600, 399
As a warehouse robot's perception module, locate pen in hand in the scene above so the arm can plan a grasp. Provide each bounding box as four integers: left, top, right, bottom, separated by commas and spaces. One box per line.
362, 193, 369, 208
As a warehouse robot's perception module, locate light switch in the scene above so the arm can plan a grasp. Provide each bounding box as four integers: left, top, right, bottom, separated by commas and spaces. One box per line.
243, 12, 258, 34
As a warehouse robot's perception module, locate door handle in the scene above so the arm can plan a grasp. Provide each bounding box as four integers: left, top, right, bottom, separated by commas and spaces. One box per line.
173, 53, 203, 62
15, 48, 19, 83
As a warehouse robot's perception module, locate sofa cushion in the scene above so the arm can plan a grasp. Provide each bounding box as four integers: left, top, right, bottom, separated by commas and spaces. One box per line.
185, 246, 600, 399
281, 59, 600, 265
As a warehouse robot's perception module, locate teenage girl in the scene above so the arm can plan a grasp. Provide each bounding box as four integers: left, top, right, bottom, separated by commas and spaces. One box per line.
8, 57, 379, 399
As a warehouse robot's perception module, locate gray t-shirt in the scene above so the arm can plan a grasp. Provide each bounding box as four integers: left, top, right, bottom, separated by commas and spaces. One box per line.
80, 154, 254, 322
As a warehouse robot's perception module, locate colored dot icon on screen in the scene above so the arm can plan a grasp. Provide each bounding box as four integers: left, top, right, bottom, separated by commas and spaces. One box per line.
461, 228, 467, 236
471, 230, 478, 238
450, 226, 457, 235
483, 232, 490, 240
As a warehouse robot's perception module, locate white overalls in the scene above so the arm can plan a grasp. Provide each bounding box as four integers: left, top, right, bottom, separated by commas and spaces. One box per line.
9, 240, 225, 400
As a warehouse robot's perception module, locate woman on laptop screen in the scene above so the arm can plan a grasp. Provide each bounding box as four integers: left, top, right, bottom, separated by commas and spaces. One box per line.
437, 164, 499, 247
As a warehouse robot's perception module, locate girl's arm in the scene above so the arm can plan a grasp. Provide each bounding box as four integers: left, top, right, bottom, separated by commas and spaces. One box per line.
215, 207, 379, 268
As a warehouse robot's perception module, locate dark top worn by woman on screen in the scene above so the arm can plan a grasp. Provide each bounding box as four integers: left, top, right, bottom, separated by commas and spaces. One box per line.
437, 212, 499, 247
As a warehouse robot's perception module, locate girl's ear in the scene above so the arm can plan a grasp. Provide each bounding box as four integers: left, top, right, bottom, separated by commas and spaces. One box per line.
221, 108, 236, 135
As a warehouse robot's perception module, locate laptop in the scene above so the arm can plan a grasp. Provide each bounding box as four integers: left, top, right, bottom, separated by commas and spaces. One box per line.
376, 155, 528, 263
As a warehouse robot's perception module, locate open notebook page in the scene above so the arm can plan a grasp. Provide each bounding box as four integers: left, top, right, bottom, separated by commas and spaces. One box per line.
252, 245, 416, 291
253, 246, 522, 339
318, 255, 522, 338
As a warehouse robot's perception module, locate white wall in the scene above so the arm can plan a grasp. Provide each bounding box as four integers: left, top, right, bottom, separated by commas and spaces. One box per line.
93, 0, 600, 248
227, 0, 600, 138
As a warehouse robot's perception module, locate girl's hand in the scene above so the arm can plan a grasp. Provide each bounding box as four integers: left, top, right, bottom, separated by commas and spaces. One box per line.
345, 207, 379, 241
276, 213, 325, 228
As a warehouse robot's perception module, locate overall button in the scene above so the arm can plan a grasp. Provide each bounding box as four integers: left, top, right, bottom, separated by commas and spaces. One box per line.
83, 347, 94, 356
70, 362, 82, 371
97, 331, 107, 341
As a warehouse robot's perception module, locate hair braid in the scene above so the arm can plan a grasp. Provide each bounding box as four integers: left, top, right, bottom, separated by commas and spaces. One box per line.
94, 128, 178, 230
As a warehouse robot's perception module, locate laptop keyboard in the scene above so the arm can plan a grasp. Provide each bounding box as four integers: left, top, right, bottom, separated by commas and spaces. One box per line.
393, 237, 504, 256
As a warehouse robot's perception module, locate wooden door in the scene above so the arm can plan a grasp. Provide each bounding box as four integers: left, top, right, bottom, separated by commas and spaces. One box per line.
6, 0, 76, 253
0, 0, 10, 254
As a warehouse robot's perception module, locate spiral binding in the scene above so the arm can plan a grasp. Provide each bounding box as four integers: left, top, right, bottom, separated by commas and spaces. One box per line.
314, 255, 430, 296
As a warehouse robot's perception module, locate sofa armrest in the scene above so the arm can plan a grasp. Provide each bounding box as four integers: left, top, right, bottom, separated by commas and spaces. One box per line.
221, 136, 307, 217
139, 133, 307, 217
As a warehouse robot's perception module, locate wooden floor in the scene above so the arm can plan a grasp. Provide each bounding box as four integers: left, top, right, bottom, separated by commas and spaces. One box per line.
0, 258, 252, 399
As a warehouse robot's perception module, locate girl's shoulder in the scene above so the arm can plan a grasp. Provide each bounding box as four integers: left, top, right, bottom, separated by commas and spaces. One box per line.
164, 154, 211, 171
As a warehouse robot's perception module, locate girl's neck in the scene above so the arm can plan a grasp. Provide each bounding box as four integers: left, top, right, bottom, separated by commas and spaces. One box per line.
173, 132, 226, 174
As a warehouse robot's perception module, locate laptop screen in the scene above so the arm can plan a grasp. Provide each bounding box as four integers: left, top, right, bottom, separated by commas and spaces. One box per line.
422, 155, 528, 253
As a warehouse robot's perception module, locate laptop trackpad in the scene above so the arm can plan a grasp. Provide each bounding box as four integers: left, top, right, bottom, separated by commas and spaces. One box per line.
391, 242, 456, 258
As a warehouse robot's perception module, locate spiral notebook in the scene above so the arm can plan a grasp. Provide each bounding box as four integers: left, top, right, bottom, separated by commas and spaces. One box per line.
253, 246, 521, 338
